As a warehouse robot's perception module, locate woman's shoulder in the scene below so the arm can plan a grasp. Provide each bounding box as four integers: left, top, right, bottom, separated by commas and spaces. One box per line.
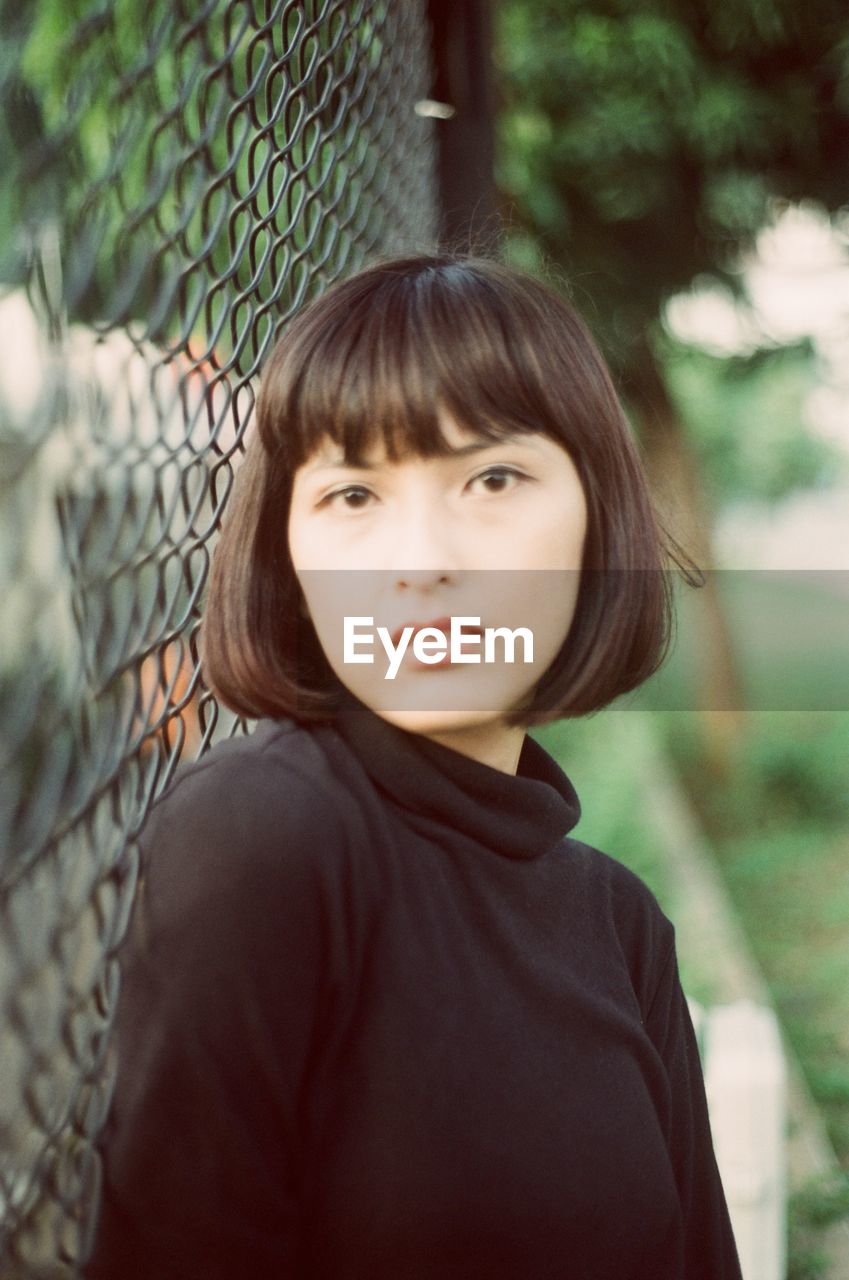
145, 717, 343, 831
135, 717, 357, 922
116, 721, 363, 1075
565, 836, 676, 982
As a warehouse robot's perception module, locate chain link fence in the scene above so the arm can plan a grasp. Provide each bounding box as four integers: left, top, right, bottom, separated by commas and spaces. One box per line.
0, 2, 437, 1272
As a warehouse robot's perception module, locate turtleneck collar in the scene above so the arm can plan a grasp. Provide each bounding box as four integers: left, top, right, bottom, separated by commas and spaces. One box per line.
331, 690, 581, 861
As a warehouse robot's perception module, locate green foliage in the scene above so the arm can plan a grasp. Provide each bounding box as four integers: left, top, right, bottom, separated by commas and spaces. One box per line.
736, 718, 849, 828
661, 339, 841, 504
662, 709, 849, 1167
663, 711, 849, 834
712, 713, 849, 831
789, 1172, 849, 1280
628, 571, 849, 717
793, 1171, 849, 1228
497, 0, 849, 363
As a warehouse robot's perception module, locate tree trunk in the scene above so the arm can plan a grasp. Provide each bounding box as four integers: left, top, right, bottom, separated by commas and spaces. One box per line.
623, 331, 747, 777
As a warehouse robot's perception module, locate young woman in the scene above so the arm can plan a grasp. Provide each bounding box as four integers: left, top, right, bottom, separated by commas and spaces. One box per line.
87, 256, 742, 1279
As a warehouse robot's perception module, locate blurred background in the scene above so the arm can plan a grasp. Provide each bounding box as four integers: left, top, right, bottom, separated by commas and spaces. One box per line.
493, 4, 849, 1275
1, 1, 848, 1275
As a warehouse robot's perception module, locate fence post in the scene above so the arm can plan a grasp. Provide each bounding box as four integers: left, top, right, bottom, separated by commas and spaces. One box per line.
701, 1000, 788, 1280
426, 0, 498, 250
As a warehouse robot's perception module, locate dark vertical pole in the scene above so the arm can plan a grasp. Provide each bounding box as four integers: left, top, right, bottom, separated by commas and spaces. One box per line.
426, 0, 498, 252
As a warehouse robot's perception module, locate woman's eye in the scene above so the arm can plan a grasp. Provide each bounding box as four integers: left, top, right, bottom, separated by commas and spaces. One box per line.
468, 466, 529, 495
321, 485, 375, 511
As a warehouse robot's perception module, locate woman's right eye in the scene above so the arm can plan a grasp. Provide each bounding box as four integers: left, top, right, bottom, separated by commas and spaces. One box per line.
320, 485, 375, 511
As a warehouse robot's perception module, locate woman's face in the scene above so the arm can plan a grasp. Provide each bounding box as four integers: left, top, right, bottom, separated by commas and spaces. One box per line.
287, 412, 587, 765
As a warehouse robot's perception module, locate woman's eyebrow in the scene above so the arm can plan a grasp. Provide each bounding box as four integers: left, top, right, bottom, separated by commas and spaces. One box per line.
303, 433, 536, 475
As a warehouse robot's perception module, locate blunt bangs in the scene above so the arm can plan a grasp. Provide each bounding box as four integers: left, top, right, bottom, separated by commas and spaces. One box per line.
202, 254, 692, 726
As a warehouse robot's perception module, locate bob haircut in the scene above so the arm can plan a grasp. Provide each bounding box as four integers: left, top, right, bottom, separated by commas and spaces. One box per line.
202, 253, 692, 727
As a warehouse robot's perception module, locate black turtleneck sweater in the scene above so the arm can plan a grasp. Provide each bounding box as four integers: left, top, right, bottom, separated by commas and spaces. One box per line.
86, 693, 742, 1279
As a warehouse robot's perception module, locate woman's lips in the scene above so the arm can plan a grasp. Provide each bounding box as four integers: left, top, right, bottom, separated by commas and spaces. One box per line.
389, 616, 454, 648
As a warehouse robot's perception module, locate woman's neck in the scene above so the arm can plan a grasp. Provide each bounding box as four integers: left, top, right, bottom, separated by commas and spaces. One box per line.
421, 721, 526, 775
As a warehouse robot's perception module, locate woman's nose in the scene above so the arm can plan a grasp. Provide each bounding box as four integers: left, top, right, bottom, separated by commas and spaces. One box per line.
385, 503, 461, 580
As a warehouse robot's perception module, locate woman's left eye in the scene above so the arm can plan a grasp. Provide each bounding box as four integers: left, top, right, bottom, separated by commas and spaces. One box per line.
467, 466, 530, 495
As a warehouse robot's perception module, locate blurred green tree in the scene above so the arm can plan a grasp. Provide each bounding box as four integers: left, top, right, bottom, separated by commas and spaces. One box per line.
496, 0, 849, 760
663, 340, 834, 505
498, 0, 849, 363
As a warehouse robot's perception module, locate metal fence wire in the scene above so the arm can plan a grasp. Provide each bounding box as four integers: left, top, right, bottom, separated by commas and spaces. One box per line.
0, 1, 437, 1272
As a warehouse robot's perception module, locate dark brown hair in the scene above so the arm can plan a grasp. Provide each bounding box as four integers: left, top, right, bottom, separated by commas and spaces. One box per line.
202, 254, 692, 726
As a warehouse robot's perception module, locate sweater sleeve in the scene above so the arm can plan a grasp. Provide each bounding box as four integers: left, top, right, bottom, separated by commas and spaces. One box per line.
84, 745, 345, 1280
644, 939, 744, 1280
